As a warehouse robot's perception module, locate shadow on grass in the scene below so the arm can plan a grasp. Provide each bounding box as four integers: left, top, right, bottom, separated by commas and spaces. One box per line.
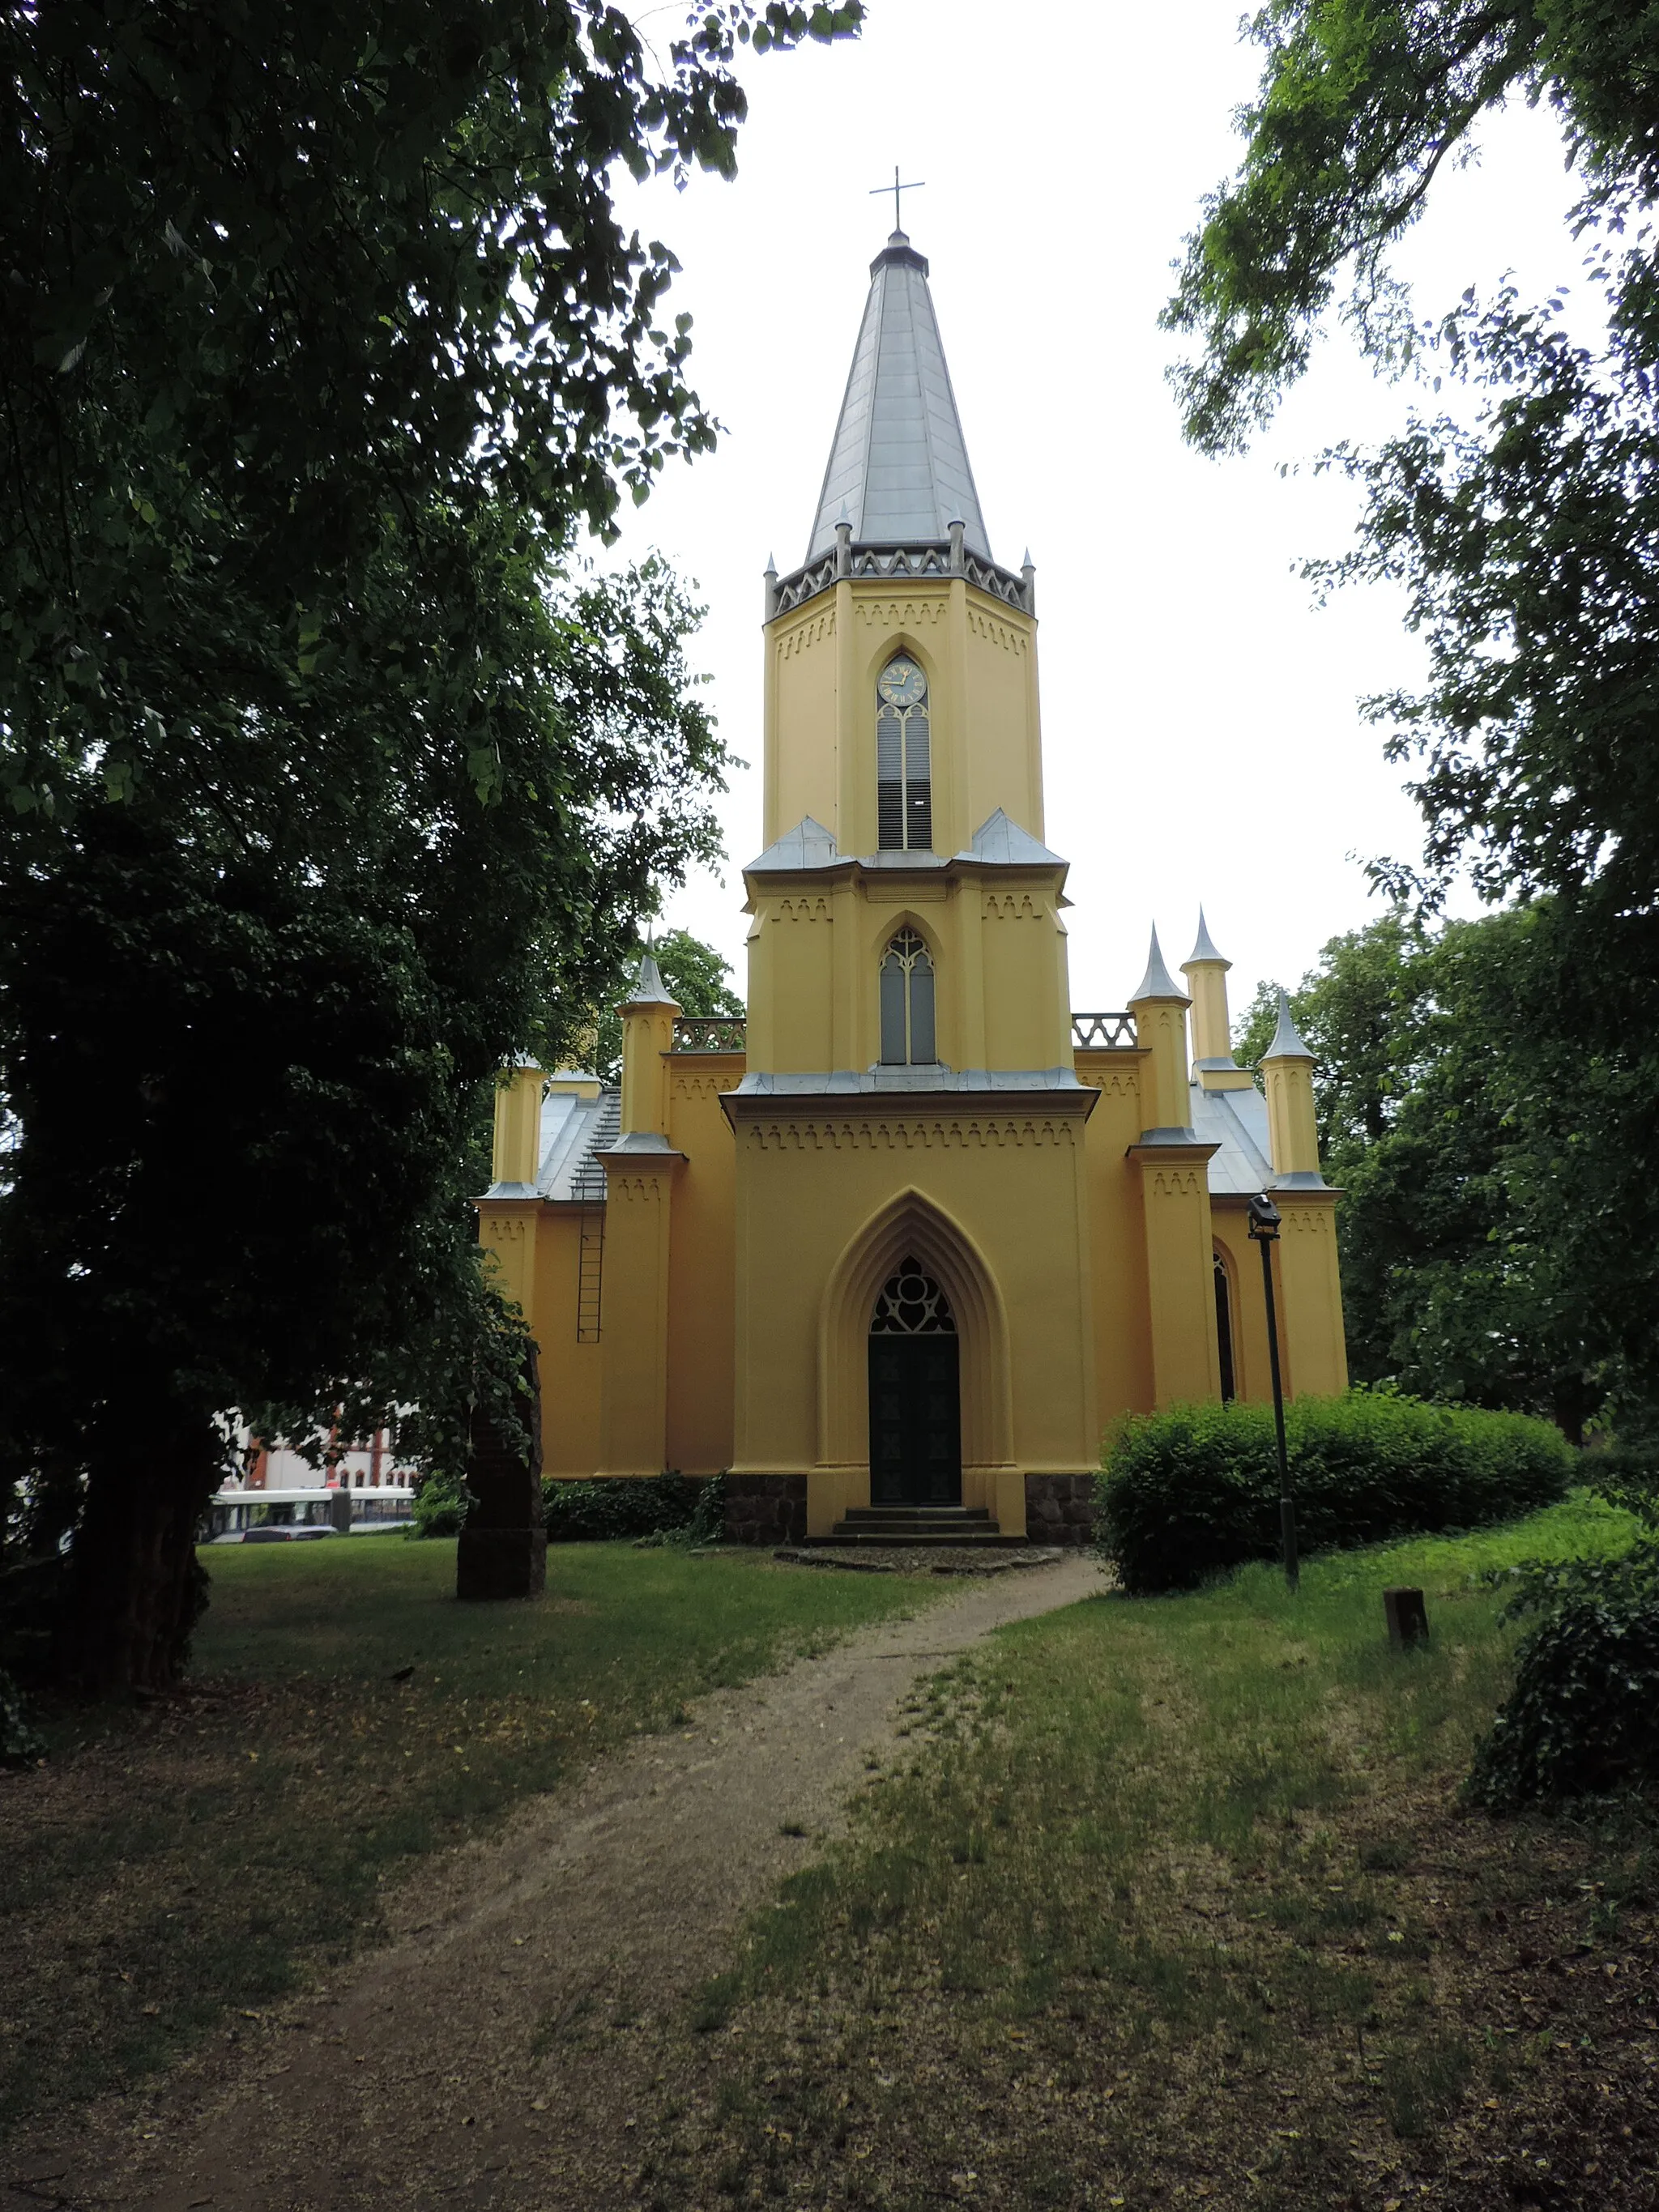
0, 1538, 942, 2133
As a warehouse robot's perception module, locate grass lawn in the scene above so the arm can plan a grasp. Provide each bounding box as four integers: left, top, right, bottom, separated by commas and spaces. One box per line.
0, 1536, 942, 2135
667, 1496, 1659, 2210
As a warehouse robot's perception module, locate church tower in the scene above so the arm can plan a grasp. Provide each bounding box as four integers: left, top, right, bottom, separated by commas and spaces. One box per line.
484, 224, 1350, 1550
724, 227, 1100, 1538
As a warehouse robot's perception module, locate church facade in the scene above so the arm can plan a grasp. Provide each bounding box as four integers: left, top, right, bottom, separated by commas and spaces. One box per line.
478, 229, 1348, 1545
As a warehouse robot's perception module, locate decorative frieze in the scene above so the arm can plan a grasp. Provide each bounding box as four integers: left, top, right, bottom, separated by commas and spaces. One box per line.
483, 1213, 531, 1242
966, 605, 1030, 654
744, 1115, 1079, 1153
983, 890, 1043, 921
1077, 1066, 1140, 1099
778, 609, 834, 659
1146, 1166, 1203, 1199
854, 596, 946, 633
1281, 1204, 1334, 1235
769, 896, 832, 923
671, 1072, 741, 1100
605, 1174, 667, 1203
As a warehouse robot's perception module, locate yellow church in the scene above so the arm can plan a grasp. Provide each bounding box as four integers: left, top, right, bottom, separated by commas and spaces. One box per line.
479, 227, 1347, 1547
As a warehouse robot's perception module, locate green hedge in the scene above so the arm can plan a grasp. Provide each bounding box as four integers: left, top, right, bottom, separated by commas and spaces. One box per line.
1095, 1392, 1575, 1595
541, 1473, 710, 1544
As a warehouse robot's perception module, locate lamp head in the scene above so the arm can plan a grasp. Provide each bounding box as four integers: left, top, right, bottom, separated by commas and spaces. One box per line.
1247, 1191, 1282, 1241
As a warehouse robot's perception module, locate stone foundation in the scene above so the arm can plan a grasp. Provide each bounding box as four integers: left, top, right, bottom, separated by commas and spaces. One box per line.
1022, 1473, 1096, 1548
457, 1527, 548, 1600
724, 1474, 809, 1547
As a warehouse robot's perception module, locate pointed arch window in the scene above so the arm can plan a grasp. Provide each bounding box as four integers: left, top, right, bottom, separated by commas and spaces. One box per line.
1213, 1249, 1237, 1404
876, 653, 932, 851
880, 928, 936, 1065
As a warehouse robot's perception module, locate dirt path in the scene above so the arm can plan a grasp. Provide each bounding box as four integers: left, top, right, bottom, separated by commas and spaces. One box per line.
15, 1554, 1104, 2212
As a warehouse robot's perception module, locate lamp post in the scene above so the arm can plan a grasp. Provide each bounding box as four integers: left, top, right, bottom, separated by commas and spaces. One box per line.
1247, 1191, 1299, 1592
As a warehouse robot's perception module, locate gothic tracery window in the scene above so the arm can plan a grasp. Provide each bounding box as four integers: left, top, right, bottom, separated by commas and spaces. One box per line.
870, 1259, 957, 1335
876, 653, 932, 851
880, 927, 936, 1065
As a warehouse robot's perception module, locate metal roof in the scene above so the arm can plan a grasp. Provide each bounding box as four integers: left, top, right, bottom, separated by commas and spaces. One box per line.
1190, 1082, 1275, 1196
960, 809, 1064, 867
805, 232, 992, 565
537, 1085, 618, 1204
746, 816, 840, 872
731, 1066, 1090, 1097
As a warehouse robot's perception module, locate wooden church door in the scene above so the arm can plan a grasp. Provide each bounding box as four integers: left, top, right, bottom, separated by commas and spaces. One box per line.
868, 1259, 962, 1507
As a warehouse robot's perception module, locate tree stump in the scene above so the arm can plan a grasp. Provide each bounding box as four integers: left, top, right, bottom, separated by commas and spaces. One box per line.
457, 1342, 546, 1601
1383, 1585, 1430, 1649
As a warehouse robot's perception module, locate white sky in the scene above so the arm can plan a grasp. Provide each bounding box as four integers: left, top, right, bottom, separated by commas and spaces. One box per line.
603, 0, 1583, 1022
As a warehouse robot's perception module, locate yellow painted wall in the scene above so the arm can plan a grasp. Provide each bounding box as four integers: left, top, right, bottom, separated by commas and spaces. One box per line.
1133, 1146, 1224, 1407
1075, 1050, 1155, 1433
533, 1208, 603, 1476
1276, 1196, 1350, 1398
596, 1157, 678, 1477
979, 878, 1072, 1068
766, 579, 1041, 859
1211, 1203, 1273, 1409
746, 866, 1073, 1079
768, 599, 840, 843
664, 1055, 743, 1473
728, 1096, 1098, 1534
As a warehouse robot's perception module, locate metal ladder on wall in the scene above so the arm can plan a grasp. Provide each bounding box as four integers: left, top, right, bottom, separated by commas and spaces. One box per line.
570, 1093, 619, 1342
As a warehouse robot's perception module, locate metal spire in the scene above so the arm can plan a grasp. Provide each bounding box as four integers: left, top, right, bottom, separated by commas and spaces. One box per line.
1129, 926, 1189, 1003
1264, 987, 1314, 1059
1184, 907, 1230, 968
805, 230, 991, 564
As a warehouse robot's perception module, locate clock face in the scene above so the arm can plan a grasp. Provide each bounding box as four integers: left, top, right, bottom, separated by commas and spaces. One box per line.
878, 658, 926, 710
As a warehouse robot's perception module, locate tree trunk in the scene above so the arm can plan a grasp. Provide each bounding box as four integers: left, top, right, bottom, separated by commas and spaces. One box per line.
54, 1413, 224, 1694
457, 1340, 546, 1601
1552, 1374, 1590, 1451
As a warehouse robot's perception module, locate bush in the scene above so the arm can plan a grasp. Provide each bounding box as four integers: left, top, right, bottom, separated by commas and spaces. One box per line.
1467, 1544, 1659, 1808
1095, 1391, 1575, 1595
1583, 1440, 1659, 1528
541, 1473, 710, 1544
0, 1667, 45, 1767
409, 1470, 471, 1539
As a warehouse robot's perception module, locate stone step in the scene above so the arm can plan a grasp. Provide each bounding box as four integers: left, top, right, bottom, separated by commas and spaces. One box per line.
811, 1531, 1029, 1549
838, 1507, 992, 1527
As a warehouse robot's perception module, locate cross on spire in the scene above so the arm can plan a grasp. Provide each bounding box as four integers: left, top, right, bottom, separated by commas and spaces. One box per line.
869, 164, 925, 232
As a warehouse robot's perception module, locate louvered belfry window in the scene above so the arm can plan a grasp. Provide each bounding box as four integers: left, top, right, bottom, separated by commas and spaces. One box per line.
876, 653, 932, 851
880, 927, 936, 1065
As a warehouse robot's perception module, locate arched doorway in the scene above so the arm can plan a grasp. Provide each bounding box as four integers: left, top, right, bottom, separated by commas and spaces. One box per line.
868, 1258, 962, 1507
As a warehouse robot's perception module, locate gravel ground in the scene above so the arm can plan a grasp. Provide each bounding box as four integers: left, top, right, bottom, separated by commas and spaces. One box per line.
770, 1543, 1068, 1575
6, 1557, 1106, 2211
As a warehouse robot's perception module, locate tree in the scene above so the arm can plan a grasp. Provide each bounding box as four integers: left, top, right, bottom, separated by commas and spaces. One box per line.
1237, 907, 1651, 1440
0, 1, 862, 1693
589, 927, 745, 1082
1169, 2, 1659, 1431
